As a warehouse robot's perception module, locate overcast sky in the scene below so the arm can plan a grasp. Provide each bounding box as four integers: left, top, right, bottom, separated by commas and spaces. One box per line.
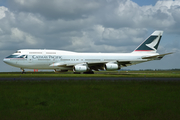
0, 0, 180, 72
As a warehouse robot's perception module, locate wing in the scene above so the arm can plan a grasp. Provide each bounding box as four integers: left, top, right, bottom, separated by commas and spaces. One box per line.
49, 52, 173, 71
49, 61, 106, 71
87, 60, 148, 70
49, 60, 147, 71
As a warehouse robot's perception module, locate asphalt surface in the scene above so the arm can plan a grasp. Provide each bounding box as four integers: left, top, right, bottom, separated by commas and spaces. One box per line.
0, 77, 180, 81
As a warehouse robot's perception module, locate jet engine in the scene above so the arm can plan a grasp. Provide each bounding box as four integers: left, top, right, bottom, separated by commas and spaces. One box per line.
105, 62, 121, 70
73, 63, 89, 72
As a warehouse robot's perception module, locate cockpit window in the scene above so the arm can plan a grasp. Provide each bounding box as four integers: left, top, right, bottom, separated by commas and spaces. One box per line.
6, 55, 27, 58
16, 51, 21, 53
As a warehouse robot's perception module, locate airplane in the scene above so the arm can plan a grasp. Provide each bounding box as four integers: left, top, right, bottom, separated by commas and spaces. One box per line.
3, 30, 172, 74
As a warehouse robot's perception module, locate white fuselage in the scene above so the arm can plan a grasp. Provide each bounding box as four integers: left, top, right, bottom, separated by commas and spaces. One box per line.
3, 49, 158, 71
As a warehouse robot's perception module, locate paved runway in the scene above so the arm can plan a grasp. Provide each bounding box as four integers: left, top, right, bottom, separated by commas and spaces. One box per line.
0, 77, 180, 81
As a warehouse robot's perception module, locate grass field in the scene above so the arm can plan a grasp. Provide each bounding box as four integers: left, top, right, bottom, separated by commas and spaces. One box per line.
0, 80, 180, 120
0, 71, 180, 120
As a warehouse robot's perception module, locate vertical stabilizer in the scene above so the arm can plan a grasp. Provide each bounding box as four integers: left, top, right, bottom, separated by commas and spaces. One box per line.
133, 31, 163, 53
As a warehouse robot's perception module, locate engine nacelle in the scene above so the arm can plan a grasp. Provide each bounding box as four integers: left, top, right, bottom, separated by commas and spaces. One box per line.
105, 62, 121, 71
73, 63, 89, 72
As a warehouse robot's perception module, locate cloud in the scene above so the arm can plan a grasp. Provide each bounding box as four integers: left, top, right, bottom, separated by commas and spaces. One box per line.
0, 6, 7, 19
0, 0, 180, 71
11, 28, 38, 44
102, 0, 176, 29
1, 0, 180, 51
8, 0, 100, 20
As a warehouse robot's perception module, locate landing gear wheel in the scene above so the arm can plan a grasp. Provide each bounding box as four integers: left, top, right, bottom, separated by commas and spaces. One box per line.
83, 71, 94, 74
73, 72, 81, 74
21, 69, 26, 74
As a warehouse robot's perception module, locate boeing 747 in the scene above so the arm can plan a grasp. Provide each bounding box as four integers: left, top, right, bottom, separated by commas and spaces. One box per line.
3, 30, 172, 74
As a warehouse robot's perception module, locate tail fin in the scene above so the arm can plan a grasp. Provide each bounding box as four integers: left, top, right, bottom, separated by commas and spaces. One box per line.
133, 30, 163, 53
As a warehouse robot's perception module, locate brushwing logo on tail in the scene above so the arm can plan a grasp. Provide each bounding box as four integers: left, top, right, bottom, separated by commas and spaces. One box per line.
145, 36, 160, 51
134, 31, 163, 52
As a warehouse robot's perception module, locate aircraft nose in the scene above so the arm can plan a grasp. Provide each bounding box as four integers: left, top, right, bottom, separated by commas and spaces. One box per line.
3, 58, 10, 64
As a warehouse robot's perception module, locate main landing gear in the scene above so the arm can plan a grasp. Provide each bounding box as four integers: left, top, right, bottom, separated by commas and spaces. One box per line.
83, 71, 94, 74
21, 68, 26, 74
73, 71, 94, 74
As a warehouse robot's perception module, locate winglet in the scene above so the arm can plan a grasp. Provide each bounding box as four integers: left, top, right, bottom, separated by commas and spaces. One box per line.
133, 31, 163, 53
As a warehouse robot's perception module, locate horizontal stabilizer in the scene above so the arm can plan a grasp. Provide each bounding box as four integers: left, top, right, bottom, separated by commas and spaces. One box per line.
142, 52, 173, 59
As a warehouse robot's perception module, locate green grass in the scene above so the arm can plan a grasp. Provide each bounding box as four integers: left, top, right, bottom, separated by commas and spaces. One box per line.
0, 80, 180, 120
0, 70, 180, 78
